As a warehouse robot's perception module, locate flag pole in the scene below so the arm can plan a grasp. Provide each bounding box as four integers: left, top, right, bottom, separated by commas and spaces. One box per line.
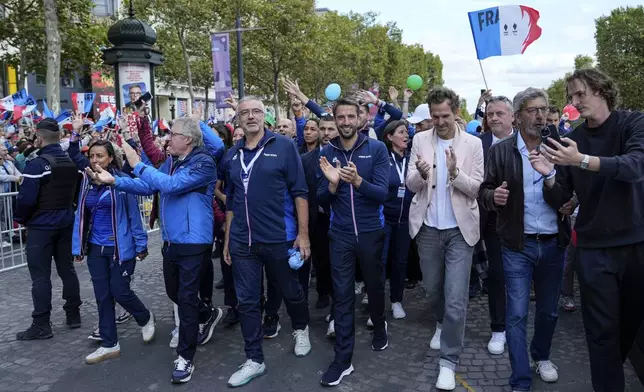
478, 60, 489, 90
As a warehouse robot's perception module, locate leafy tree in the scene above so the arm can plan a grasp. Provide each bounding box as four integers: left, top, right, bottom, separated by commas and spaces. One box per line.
546, 54, 595, 111
459, 99, 473, 122
574, 54, 594, 70
0, 0, 109, 106
596, 6, 644, 110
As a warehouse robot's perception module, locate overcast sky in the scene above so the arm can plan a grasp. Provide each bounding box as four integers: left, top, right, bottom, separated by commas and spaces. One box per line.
316, 0, 639, 112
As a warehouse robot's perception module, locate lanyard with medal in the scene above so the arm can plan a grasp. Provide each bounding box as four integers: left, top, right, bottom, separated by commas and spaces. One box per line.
392, 152, 406, 198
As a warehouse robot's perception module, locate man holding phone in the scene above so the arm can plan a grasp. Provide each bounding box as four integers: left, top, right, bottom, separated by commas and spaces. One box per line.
479, 87, 569, 391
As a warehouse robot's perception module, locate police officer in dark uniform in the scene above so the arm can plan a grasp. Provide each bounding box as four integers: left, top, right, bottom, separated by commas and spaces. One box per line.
15, 118, 82, 340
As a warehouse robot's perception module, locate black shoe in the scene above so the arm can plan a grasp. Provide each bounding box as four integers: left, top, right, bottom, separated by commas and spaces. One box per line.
17, 323, 53, 340
223, 307, 239, 326
371, 321, 388, 351
262, 315, 281, 339
405, 280, 416, 290
316, 295, 330, 309
320, 361, 354, 386
66, 312, 82, 329
215, 278, 225, 290
198, 307, 223, 345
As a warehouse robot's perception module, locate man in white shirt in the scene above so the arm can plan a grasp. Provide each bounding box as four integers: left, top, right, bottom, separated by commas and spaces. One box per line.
407, 87, 484, 391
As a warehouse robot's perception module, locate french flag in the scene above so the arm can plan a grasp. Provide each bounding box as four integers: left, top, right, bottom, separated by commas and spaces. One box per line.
468, 5, 542, 60
71, 92, 96, 114
56, 110, 74, 130
12, 95, 37, 121
41, 99, 55, 118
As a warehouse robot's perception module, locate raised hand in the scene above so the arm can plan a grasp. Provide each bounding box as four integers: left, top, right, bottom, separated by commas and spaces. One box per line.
445, 146, 458, 178
529, 150, 554, 176
319, 156, 341, 185
403, 88, 414, 101
85, 165, 115, 185
388, 86, 399, 103
415, 154, 431, 179
494, 181, 510, 207
223, 92, 238, 111
71, 111, 84, 132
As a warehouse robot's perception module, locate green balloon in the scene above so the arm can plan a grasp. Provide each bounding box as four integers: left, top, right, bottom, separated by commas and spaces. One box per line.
407, 74, 423, 91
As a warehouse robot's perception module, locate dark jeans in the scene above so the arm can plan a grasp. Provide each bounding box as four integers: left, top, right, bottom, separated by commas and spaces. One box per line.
576, 242, 644, 392
199, 243, 214, 305
162, 242, 212, 361
87, 244, 150, 347
26, 226, 81, 325
312, 212, 332, 298
503, 237, 564, 391
381, 221, 411, 303
230, 240, 309, 363
561, 241, 576, 297
484, 226, 505, 332
218, 239, 237, 308
329, 229, 385, 364
266, 259, 311, 319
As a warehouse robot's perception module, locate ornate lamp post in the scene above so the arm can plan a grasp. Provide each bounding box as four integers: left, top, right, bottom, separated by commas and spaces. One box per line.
169, 92, 176, 120
102, 1, 163, 118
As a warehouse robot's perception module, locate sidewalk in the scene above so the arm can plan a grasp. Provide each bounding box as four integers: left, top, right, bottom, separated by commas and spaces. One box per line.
0, 231, 641, 392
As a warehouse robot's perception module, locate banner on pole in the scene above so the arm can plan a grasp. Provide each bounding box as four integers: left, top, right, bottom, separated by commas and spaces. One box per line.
211, 33, 233, 110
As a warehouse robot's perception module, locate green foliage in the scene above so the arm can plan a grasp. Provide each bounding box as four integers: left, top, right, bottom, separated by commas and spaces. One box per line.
459, 99, 473, 122
596, 6, 644, 110
0, 0, 109, 87
546, 54, 594, 110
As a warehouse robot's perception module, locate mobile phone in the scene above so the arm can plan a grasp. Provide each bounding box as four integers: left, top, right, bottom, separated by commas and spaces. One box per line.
135, 92, 153, 108
540, 124, 564, 150
480, 89, 486, 95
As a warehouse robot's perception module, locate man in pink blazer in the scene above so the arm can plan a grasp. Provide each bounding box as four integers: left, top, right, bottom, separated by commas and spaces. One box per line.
406, 87, 484, 391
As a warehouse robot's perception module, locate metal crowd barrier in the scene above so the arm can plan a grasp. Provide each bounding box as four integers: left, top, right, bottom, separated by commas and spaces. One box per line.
0, 192, 157, 273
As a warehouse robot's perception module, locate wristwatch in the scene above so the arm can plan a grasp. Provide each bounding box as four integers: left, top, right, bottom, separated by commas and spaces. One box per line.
580, 154, 590, 170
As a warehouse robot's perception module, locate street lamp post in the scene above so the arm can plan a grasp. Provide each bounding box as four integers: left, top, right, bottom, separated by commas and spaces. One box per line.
169, 92, 176, 120
102, 0, 163, 118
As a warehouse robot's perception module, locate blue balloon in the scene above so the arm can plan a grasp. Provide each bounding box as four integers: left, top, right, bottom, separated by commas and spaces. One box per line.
466, 120, 482, 135
325, 83, 341, 101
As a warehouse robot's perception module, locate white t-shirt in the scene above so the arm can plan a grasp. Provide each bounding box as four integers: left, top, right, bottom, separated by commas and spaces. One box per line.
425, 138, 458, 230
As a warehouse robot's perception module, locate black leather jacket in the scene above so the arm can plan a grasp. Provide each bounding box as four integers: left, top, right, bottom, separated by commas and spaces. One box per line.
479, 133, 570, 251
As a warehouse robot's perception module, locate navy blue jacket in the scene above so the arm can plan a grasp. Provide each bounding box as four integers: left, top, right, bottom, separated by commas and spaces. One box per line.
224, 129, 308, 245
15, 144, 75, 229
383, 150, 414, 224
301, 147, 322, 232
317, 132, 389, 234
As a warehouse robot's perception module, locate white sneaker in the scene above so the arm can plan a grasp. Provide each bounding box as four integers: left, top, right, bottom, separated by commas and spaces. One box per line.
392, 302, 406, 319
536, 360, 559, 382
366, 317, 374, 328
169, 326, 179, 349
361, 294, 369, 305
436, 366, 456, 390
85, 343, 121, 364
293, 326, 311, 357
430, 323, 442, 350
487, 331, 506, 355
1, 241, 11, 248
326, 320, 335, 338
228, 359, 266, 387
141, 312, 156, 343
325, 314, 331, 323
354, 281, 365, 295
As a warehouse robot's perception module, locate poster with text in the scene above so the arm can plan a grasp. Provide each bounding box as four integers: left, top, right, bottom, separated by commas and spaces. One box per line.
118, 63, 151, 108
91, 67, 116, 120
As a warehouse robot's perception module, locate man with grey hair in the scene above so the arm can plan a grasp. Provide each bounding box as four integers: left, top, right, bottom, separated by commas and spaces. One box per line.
88, 115, 225, 385
479, 87, 569, 391
479, 95, 514, 356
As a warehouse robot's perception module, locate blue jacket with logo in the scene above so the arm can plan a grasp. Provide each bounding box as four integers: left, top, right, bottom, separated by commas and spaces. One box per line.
224, 129, 308, 245
114, 147, 218, 245
68, 140, 147, 262
317, 132, 389, 234
383, 150, 414, 224
14, 144, 75, 229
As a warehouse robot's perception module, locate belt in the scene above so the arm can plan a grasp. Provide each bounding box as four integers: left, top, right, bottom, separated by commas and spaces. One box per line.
524, 233, 557, 241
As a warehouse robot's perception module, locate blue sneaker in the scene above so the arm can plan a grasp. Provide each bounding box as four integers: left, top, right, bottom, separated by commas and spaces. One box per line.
320, 361, 354, 386
171, 356, 194, 384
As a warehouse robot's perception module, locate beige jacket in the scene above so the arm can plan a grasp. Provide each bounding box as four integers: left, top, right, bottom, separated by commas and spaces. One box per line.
406, 127, 484, 246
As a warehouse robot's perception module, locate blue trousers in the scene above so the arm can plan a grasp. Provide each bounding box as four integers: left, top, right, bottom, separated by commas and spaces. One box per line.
230, 240, 309, 363
381, 221, 411, 303
86, 244, 150, 348
329, 229, 385, 364
503, 237, 564, 391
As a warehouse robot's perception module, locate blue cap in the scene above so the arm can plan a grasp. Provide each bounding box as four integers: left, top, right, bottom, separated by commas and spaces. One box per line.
466, 120, 482, 135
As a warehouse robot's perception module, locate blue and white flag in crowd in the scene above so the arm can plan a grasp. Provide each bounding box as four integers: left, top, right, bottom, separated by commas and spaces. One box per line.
56, 110, 74, 129
41, 99, 55, 118
72, 92, 96, 114
468, 5, 542, 60
93, 106, 115, 132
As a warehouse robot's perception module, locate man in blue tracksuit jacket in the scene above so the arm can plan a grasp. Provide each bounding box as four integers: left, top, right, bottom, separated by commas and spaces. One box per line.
221, 96, 311, 388
87, 116, 224, 384
14, 118, 82, 341
316, 97, 390, 386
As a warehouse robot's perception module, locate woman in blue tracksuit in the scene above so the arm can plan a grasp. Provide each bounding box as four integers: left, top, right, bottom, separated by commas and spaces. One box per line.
381, 120, 414, 320
68, 131, 155, 365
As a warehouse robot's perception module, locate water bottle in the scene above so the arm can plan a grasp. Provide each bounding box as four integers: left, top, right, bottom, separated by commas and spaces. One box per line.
288, 248, 303, 270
